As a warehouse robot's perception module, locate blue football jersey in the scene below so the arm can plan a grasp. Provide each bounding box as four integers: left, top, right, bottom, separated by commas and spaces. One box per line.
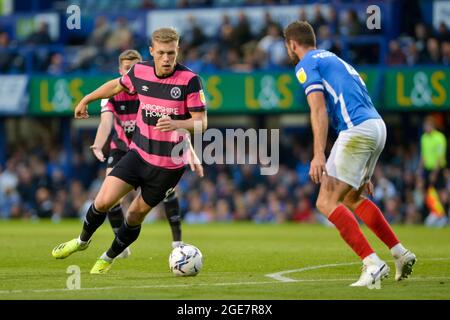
295, 49, 381, 132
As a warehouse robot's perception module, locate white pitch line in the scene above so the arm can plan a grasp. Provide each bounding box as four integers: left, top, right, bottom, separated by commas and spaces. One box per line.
0, 281, 276, 295
0, 258, 448, 295
266, 257, 450, 283
0, 278, 378, 295
4, 278, 333, 295
266, 262, 360, 282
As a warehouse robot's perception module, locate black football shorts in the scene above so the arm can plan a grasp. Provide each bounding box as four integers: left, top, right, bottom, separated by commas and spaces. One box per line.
107, 149, 128, 169
109, 150, 185, 207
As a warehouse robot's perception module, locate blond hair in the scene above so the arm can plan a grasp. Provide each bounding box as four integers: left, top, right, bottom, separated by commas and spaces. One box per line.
151, 27, 180, 44
118, 49, 142, 66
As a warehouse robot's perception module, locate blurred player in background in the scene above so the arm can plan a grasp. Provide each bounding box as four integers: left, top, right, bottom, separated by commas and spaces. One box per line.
420, 115, 448, 227
52, 28, 207, 274
90, 49, 189, 258
284, 21, 416, 287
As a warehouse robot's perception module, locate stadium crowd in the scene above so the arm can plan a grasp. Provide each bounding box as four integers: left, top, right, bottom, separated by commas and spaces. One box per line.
0, 1, 449, 225
1, 2, 449, 73
1, 118, 449, 226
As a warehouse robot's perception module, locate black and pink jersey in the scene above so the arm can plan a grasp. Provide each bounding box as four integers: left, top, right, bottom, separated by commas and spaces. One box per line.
119, 61, 206, 170
100, 91, 139, 152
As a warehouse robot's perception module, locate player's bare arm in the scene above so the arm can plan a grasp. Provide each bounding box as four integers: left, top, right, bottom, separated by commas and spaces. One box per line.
90, 111, 114, 162
155, 110, 207, 133
307, 91, 328, 184
74, 78, 125, 119
186, 138, 204, 178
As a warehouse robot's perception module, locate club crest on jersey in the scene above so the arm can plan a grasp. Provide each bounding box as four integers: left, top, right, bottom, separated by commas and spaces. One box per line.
120, 105, 126, 111
122, 120, 136, 133
170, 87, 182, 99
142, 85, 149, 91
296, 68, 307, 84
199, 89, 206, 104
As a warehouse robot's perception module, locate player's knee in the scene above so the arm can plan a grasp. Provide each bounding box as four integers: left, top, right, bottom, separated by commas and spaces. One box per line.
315, 197, 329, 216
94, 196, 113, 213
316, 196, 338, 217
126, 209, 147, 226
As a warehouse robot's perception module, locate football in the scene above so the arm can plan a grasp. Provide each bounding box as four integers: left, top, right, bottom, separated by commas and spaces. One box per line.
169, 244, 203, 276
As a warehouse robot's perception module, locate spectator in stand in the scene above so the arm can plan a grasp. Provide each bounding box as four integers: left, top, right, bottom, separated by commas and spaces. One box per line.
47, 53, 65, 75
373, 167, 397, 210
292, 196, 315, 223
26, 21, 52, 45
311, 4, 326, 31
70, 16, 111, 71
258, 12, 281, 40
88, 16, 111, 48
215, 199, 233, 222
69, 180, 88, 219
226, 47, 252, 72
383, 197, 403, 224
405, 42, 419, 66
0, 31, 13, 72
52, 189, 73, 221
442, 41, 450, 65
0, 160, 18, 196
340, 10, 361, 36
230, 11, 252, 53
201, 45, 222, 72
267, 192, 286, 223
184, 46, 203, 73
182, 15, 206, 50
35, 187, 53, 218
217, 14, 233, 54
105, 17, 133, 52
253, 206, 274, 223
0, 186, 21, 219
327, 7, 338, 34
257, 23, 287, 68
421, 38, 441, 64
414, 23, 428, 58
185, 193, 211, 224
233, 192, 249, 221
297, 8, 307, 22
386, 40, 406, 65
436, 22, 450, 44
317, 25, 340, 55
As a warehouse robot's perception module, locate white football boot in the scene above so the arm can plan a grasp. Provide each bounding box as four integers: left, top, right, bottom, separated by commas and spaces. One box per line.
350, 262, 390, 287
394, 250, 416, 281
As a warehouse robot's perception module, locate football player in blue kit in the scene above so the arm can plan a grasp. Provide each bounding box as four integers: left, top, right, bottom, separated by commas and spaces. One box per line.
284, 20, 416, 288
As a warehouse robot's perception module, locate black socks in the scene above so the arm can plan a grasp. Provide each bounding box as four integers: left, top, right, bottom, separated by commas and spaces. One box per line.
80, 204, 107, 242
106, 221, 141, 259
108, 204, 124, 235
164, 190, 182, 242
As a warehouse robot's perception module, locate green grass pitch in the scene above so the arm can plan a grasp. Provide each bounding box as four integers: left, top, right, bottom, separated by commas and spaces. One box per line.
0, 220, 449, 300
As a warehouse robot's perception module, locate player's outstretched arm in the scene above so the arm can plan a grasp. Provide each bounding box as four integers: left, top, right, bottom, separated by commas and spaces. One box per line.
74, 78, 125, 119
90, 111, 114, 162
307, 91, 328, 184
155, 110, 207, 133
